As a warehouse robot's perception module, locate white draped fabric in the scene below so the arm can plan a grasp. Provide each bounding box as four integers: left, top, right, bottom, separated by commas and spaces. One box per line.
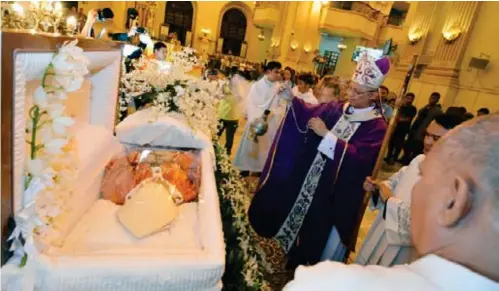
355, 154, 424, 266
233, 77, 286, 172
284, 255, 499, 291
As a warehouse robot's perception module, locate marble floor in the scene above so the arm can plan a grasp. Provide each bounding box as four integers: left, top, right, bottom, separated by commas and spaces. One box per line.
220, 119, 401, 288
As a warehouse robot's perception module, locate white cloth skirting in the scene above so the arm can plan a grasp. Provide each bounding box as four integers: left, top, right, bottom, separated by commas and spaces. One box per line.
320, 226, 347, 262
355, 212, 416, 266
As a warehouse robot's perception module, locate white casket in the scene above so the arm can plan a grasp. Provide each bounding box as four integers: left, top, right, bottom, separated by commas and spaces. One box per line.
1, 32, 225, 291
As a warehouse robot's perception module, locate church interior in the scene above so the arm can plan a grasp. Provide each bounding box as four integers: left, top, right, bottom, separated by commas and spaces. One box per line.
75, 0, 498, 112
1, 1, 498, 291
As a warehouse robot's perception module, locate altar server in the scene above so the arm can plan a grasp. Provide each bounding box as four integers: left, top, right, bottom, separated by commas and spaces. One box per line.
248, 54, 388, 268
233, 61, 286, 175
153, 42, 167, 61
284, 115, 499, 291
356, 113, 464, 267
217, 68, 250, 155
292, 73, 318, 105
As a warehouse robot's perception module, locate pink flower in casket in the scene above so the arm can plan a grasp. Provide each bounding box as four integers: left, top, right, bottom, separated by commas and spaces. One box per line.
48, 103, 74, 135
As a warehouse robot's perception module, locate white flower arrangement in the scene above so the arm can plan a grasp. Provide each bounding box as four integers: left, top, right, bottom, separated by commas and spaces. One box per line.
172, 46, 201, 72
119, 56, 226, 139
8, 40, 88, 267
215, 144, 272, 291
120, 48, 271, 289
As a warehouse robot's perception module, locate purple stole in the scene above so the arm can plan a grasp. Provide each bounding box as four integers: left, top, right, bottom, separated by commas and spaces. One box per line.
249, 98, 387, 266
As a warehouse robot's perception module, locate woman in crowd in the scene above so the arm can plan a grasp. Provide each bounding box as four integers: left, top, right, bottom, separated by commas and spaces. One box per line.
283, 67, 296, 88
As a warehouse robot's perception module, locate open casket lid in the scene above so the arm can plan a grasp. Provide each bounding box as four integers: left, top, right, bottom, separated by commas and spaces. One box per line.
1, 31, 122, 255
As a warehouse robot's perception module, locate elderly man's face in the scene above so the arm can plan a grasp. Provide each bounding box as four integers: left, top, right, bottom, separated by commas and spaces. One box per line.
348, 82, 375, 108
411, 141, 474, 256
411, 150, 447, 254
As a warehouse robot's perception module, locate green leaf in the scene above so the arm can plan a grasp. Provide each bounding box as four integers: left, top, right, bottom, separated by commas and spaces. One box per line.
20, 253, 28, 267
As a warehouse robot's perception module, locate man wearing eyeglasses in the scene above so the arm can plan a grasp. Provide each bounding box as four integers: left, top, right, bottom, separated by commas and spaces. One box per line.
356, 113, 464, 267
284, 114, 499, 291
248, 53, 389, 269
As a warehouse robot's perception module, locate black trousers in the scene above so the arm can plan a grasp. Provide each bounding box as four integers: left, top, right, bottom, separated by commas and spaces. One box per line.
401, 138, 424, 165
386, 131, 408, 162
217, 119, 239, 156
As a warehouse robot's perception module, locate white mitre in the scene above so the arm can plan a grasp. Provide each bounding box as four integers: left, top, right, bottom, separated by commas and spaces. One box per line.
351, 53, 390, 89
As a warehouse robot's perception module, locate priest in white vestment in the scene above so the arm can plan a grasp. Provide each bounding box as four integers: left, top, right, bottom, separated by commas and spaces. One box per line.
291, 73, 318, 105
356, 113, 465, 267
233, 61, 286, 174
284, 115, 499, 291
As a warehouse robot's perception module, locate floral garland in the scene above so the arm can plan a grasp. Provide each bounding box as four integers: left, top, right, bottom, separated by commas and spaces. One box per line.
8, 40, 88, 266
120, 47, 272, 289
172, 46, 201, 72
120, 57, 224, 138
214, 143, 271, 291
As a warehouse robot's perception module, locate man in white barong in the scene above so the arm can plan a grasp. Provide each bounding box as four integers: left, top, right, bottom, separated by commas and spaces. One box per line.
283, 114, 499, 291
356, 113, 465, 267
233, 61, 286, 176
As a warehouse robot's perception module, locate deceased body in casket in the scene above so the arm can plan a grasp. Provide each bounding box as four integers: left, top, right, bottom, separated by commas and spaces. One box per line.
1, 34, 224, 291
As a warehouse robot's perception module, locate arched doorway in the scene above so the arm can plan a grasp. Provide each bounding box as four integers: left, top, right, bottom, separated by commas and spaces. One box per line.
220, 8, 247, 56
164, 1, 193, 46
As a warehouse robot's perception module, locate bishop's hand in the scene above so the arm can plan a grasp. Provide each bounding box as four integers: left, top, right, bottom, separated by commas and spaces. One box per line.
278, 82, 294, 101
308, 117, 328, 137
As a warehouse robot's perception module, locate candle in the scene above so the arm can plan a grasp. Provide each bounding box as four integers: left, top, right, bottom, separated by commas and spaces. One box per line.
12, 3, 24, 17
31, 0, 40, 9
54, 2, 62, 16
67, 16, 77, 32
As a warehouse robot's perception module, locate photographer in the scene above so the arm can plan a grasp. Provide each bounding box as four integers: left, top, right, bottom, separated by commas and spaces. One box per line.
79, 8, 114, 39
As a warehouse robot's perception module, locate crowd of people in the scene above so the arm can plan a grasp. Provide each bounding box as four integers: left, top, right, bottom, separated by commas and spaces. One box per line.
205, 53, 497, 290
78, 10, 498, 288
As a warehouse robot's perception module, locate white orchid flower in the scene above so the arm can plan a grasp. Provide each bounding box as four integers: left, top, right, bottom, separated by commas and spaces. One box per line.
52, 53, 89, 76
52, 91, 68, 100
54, 75, 84, 93
174, 85, 185, 97
27, 158, 45, 177
39, 126, 54, 144
33, 86, 49, 108
44, 138, 68, 155
48, 107, 74, 135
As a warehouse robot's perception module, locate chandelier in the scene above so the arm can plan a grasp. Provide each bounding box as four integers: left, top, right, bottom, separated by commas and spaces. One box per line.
30, 0, 64, 33
1, 1, 67, 34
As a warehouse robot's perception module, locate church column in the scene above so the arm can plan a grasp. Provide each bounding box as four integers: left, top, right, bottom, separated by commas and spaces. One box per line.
421, 1, 481, 108
299, 1, 323, 72
268, 2, 286, 61
396, 1, 439, 71
278, 1, 300, 67
425, 1, 480, 79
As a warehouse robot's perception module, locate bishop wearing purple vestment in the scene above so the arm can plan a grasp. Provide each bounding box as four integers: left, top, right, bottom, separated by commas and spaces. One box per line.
248, 54, 390, 268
